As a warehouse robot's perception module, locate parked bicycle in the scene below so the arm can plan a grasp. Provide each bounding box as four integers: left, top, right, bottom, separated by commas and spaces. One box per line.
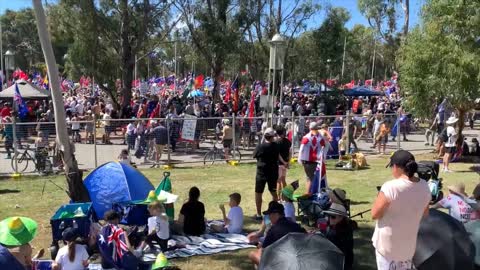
203, 140, 241, 165
11, 144, 53, 174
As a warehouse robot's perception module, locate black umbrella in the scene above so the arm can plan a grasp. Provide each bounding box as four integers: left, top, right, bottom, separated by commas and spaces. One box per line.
413, 209, 475, 270
259, 233, 344, 270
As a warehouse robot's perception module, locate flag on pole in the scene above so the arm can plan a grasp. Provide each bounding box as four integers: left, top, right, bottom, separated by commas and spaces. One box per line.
247, 89, 256, 123
14, 83, 28, 118
194, 74, 204, 90
232, 76, 239, 112
224, 81, 231, 103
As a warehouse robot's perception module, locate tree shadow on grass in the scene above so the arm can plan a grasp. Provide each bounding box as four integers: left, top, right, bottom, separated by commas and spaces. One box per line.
353, 224, 376, 270
0, 189, 20, 194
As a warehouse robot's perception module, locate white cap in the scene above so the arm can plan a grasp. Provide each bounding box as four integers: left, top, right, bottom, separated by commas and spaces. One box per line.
264, 127, 276, 136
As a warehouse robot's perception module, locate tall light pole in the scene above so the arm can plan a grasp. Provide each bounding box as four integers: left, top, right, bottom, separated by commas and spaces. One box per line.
341, 36, 347, 80
267, 34, 286, 125
0, 23, 3, 84
5, 50, 15, 86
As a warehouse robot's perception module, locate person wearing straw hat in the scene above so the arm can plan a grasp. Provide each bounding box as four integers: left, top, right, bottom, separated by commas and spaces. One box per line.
433, 183, 477, 223
52, 227, 89, 270
323, 203, 354, 270
443, 116, 458, 173
0, 216, 44, 269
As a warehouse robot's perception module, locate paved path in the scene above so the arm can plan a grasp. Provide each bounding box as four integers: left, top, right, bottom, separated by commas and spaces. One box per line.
1, 126, 479, 175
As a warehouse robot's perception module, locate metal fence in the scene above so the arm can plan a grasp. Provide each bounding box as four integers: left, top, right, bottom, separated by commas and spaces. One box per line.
0, 111, 410, 175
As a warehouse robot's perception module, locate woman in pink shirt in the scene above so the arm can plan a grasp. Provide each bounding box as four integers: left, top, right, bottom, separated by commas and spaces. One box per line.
371, 150, 431, 270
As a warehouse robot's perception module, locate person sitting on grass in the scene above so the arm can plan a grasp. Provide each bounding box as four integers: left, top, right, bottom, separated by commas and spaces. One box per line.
145, 201, 170, 252
323, 203, 354, 270
211, 193, 244, 234
0, 216, 44, 270
53, 228, 89, 270
247, 183, 298, 245
248, 201, 306, 266
177, 187, 206, 236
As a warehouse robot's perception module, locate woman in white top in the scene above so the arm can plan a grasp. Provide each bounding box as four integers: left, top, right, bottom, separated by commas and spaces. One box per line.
371, 150, 431, 270
53, 228, 89, 270
443, 116, 458, 173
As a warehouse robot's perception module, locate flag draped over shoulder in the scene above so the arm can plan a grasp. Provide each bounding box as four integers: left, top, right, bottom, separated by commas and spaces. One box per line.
97, 224, 137, 269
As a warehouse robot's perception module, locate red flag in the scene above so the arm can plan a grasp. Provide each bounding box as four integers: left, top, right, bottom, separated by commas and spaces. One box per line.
344, 80, 355, 89
224, 82, 231, 102
194, 74, 204, 89
365, 79, 372, 86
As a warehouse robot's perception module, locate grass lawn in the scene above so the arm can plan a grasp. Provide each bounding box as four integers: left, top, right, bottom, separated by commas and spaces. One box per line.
0, 154, 478, 270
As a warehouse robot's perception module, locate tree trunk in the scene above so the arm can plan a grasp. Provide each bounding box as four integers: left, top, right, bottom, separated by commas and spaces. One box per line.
120, 0, 134, 112
401, 0, 410, 37
457, 109, 465, 145
212, 63, 223, 103
32, 0, 90, 202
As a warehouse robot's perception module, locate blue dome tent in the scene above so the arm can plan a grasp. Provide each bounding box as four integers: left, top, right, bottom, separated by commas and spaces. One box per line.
84, 162, 154, 219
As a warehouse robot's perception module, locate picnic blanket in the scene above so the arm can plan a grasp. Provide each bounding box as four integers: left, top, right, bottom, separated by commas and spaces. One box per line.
142, 233, 255, 262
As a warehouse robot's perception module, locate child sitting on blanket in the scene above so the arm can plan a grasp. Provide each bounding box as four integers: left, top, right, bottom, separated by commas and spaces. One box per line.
146, 201, 170, 251
211, 193, 244, 234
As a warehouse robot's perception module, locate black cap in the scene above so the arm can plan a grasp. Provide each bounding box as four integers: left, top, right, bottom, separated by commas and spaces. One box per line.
62, 227, 78, 242
386, 150, 415, 168
263, 201, 285, 215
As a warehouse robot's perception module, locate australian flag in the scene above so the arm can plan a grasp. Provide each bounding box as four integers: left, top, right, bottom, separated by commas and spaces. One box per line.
97, 224, 137, 269
14, 83, 28, 118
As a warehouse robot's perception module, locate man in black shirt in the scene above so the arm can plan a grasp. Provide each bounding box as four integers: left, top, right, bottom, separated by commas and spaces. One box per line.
248, 201, 306, 266
151, 121, 168, 167
275, 126, 292, 199
253, 128, 280, 220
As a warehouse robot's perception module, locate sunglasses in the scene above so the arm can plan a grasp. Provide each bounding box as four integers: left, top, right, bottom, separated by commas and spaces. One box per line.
327, 215, 338, 220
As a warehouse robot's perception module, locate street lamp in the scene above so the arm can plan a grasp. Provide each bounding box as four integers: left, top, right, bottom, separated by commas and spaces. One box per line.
267, 34, 286, 124
5, 50, 15, 85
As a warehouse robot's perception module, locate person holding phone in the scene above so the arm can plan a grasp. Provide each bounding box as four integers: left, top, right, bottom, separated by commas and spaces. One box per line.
371, 150, 431, 270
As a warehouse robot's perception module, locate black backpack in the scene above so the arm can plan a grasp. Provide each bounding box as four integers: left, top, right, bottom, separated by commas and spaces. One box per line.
440, 128, 449, 142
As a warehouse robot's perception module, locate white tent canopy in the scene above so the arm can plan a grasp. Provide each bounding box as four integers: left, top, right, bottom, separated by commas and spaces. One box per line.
0, 79, 50, 99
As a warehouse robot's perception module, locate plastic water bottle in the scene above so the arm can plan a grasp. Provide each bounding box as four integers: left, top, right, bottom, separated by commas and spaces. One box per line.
59, 221, 65, 230
73, 220, 78, 229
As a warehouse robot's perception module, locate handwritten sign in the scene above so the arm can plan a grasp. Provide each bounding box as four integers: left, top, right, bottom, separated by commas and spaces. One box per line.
181, 114, 197, 141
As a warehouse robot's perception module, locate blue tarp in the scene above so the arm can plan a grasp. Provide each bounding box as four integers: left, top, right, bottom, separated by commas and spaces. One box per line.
343, 87, 385, 97
84, 162, 154, 219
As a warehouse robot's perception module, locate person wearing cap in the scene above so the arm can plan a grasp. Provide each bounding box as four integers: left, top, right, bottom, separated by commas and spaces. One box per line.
221, 119, 234, 161
432, 183, 477, 223
212, 192, 244, 234
248, 201, 306, 266
443, 116, 458, 173
52, 227, 89, 270
323, 203, 354, 270
0, 216, 44, 269
253, 127, 280, 219
371, 150, 431, 270
297, 121, 328, 195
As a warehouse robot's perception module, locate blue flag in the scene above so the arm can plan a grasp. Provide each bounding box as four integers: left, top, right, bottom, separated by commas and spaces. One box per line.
97, 224, 138, 269
14, 83, 29, 118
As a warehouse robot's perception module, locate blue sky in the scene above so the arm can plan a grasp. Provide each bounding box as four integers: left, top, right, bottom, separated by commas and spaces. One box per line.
1, 0, 424, 30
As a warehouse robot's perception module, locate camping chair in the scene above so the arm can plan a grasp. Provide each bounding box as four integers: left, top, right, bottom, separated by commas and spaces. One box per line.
417, 161, 443, 204
297, 192, 351, 227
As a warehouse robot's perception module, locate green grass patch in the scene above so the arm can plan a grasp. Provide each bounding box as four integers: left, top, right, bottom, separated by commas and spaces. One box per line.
0, 154, 478, 270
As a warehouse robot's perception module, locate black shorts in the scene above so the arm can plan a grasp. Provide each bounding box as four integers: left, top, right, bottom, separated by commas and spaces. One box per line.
255, 171, 278, 193
223, 139, 233, 148
303, 162, 317, 182
445, 146, 456, 154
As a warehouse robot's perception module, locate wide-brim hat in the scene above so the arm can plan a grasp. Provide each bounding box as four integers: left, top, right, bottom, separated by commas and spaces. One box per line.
281, 185, 296, 201
446, 116, 458, 125
152, 253, 170, 269
0, 217, 38, 246
448, 183, 467, 197
323, 203, 348, 217
327, 188, 347, 205
143, 190, 159, 203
